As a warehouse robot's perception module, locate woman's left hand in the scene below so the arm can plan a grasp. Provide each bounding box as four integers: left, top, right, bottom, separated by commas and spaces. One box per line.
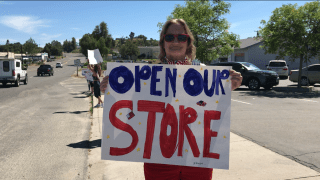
229, 69, 243, 91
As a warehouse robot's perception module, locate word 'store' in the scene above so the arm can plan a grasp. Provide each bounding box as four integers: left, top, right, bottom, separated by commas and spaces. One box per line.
109, 100, 221, 159
102, 63, 231, 169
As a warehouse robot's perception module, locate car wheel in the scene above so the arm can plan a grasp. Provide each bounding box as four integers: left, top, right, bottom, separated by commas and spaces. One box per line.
15, 77, 20, 87
49, 73, 51, 76
24, 75, 28, 85
301, 77, 309, 86
41, 74, 43, 76
248, 78, 260, 90
264, 85, 272, 90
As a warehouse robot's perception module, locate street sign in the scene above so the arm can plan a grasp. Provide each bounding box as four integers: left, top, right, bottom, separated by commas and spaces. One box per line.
74, 59, 81, 66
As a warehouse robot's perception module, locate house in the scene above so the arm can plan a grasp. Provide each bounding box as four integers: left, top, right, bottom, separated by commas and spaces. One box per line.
14, 52, 48, 62
212, 37, 320, 71
0, 52, 15, 59
137, 46, 160, 59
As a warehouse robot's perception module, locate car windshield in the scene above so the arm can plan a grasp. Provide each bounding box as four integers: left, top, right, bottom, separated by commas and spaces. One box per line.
240, 62, 261, 70
269, 62, 286, 67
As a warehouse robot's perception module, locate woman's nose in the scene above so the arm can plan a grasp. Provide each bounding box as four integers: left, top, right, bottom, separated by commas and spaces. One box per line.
173, 37, 179, 43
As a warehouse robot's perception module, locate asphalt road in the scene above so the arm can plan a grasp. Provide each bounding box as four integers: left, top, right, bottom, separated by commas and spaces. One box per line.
0, 53, 90, 180
1, 55, 320, 179
231, 80, 320, 172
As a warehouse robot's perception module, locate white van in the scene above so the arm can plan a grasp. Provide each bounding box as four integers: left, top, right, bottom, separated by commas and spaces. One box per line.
0, 59, 28, 87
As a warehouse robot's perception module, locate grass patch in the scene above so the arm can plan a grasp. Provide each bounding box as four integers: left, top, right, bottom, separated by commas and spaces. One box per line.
89, 94, 93, 116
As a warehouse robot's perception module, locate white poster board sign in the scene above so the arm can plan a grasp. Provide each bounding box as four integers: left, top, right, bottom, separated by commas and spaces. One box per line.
101, 62, 231, 169
84, 69, 93, 81
82, 68, 88, 76
88, 49, 103, 64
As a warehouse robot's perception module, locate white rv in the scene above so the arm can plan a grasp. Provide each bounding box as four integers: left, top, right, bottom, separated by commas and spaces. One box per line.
0, 58, 28, 87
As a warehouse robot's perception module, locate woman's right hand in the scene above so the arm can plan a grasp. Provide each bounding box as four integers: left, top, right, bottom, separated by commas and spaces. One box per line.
100, 75, 109, 94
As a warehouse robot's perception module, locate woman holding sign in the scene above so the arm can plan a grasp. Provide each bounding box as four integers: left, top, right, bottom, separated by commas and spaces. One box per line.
88, 59, 104, 108
100, 19, 242, 180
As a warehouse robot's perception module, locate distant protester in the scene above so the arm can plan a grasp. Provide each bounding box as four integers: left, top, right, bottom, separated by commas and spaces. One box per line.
87, 59, 103, 108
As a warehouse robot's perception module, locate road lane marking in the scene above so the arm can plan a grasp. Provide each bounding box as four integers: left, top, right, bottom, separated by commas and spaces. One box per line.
297, 99, 318, 103
231, 99, 252, 105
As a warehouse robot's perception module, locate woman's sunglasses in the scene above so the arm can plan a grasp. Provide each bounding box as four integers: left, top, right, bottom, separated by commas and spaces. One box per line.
164, 34, 190, 43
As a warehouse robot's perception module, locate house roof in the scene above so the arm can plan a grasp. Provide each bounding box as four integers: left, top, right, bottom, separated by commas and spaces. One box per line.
235, 37, 263, 49
209, 37, 263, 50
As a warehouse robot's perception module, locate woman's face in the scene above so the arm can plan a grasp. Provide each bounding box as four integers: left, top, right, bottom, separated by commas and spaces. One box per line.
164, 23, 188, 60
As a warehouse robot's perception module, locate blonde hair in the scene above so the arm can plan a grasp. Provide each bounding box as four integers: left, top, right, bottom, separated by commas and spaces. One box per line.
158, 19, 196, 64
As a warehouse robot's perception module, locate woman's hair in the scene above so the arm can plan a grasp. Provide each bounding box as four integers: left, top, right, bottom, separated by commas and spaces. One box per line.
158, 19, 196, 63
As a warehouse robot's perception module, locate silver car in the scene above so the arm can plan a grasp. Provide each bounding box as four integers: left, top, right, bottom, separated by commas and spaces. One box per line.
289, 64, 320, 86
266, 60, 289, 79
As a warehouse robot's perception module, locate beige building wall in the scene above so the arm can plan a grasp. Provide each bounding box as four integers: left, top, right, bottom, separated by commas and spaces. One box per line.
0, 52, 15, 59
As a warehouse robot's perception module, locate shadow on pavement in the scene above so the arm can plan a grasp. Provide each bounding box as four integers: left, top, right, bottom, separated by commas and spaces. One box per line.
67, 139, 101, 149
53, 111, 89, 114
73, 96, 87, 99
0, 84, 14, 88
238, 90, 320, 99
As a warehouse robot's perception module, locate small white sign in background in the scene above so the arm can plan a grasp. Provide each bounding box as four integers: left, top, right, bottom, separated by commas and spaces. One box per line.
88, 49, 103, 64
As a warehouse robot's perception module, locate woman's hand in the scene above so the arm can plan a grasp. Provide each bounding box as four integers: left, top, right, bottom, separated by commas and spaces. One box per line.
229, 69, 243, 91
100, 75, 109, 94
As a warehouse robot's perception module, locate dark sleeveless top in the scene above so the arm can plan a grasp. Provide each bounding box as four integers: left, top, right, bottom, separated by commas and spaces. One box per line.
92, 65, 99, 81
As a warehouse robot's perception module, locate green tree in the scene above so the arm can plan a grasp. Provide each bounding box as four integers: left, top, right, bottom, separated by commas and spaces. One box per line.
23, 38, 38, 57
42, 43, 52, 57
72, 37, 77, 50
63, 39, 72, 53
99, 21, 108, 40
157, 0, 240, 64
105, 34, 113, 49
51, 40, 63, 56
119, 40, 139, 61
96, 37, 109, 58
92, 25, 100, 41
258, 1, 320, 88
79, 33, 97, 57
92, 21, 109, 41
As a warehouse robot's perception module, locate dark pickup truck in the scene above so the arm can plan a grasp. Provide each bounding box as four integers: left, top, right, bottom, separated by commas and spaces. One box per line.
37, 65, 54, 76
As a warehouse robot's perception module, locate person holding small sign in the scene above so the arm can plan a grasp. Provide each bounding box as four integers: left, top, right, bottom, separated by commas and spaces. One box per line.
100, 19, 242, 180
87, 59, 104, 108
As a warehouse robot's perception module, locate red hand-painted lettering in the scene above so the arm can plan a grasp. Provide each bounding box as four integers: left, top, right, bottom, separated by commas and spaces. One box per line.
203, 110, 221, 159
178, 106, 200, 157
109, 100, 138, 156
159, 103, 178, 158
138, 100, 165, 159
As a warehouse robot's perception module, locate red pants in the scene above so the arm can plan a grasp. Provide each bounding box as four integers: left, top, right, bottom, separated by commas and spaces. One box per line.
144, 163, 213, 180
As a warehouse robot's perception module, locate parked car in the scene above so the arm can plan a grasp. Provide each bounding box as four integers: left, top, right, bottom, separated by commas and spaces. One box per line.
209, 62, 279, 90
37, 65, 54, 76
56, 62, 63, 68
47, 58, 52, 62
266, 60, 289, 79
289, 64, 320, 86
0, 58, 28, 87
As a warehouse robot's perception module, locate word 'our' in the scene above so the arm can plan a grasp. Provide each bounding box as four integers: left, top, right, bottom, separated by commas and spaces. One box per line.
109, 65, 229, 97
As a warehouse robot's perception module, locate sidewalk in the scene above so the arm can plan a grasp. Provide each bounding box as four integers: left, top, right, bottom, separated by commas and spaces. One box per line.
87, 94, 320, 180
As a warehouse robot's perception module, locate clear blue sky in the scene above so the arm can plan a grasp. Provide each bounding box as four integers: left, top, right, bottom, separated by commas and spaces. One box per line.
0, 1, 312, 48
